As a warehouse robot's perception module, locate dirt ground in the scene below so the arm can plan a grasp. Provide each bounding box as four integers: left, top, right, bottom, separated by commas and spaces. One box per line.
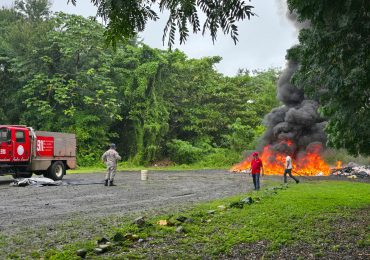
0, 170, 268, 234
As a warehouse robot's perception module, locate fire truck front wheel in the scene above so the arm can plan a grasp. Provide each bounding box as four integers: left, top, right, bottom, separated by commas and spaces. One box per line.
48, 161, 66, 180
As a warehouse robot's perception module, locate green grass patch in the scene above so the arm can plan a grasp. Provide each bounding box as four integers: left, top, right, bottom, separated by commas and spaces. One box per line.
42, 181, 369, 259
68, 164, 230, 174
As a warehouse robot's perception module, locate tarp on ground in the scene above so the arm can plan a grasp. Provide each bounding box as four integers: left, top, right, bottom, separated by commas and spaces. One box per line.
10, 177, 63, 187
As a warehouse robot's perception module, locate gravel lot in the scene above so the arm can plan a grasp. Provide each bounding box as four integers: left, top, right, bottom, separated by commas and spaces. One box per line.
0, 171, 367, 258
0, 170, 265, 234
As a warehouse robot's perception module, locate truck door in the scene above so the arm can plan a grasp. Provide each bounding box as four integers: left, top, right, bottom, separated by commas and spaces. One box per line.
12, 128, 30, 162
0, 127, 12, 162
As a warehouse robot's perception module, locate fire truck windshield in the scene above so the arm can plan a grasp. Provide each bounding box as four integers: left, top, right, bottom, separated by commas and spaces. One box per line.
0, 128, 10, 142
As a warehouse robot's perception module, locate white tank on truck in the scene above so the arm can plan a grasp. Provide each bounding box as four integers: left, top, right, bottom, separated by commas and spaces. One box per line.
0, 125, 76, 180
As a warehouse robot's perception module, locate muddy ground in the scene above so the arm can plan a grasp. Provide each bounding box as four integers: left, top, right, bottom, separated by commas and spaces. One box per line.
0, 170, 268, 234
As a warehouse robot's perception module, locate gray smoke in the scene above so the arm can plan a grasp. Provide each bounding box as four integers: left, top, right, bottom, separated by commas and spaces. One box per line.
260, 60, 327, 154
275, 0, 310, 33
259, 2, 326, 155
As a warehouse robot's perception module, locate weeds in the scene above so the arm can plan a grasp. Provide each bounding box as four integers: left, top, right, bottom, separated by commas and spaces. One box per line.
39, 181, 369, 259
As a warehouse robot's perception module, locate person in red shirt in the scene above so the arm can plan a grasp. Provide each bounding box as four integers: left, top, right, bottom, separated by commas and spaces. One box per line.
250, 151, 264, 190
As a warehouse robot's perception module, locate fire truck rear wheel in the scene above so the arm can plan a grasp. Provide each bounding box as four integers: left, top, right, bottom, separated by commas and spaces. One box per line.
12, 172, 33, 179
48, 161, 65, 180
21, 172, 33, 178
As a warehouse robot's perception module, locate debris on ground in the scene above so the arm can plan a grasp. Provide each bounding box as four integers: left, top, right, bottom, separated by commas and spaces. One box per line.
331, 164, 370, 178
184, 218, 194, 223
241, 197, 254, 205
95, 237, 111, 254
96, 237, 109, 245
158, 219, 167, 226
229, 201, 244, 209
10, 177, 62, 187
76, 249, 87, 258
133, 216, 146, 227
113, 232, 125, 242
94, 248, 104, 254
176, 216, 188, 223
176, 226, 185, 233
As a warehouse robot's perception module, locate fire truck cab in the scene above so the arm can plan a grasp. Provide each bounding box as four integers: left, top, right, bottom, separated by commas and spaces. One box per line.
0, 125, 76, 180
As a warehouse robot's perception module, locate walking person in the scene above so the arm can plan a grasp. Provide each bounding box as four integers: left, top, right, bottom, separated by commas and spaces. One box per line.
250, 152, 264, 190
101, 143, 121, 186
284, 154, 299, 184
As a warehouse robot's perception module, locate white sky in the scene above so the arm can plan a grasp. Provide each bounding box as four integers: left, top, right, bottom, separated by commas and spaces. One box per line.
1, 0, 298, 76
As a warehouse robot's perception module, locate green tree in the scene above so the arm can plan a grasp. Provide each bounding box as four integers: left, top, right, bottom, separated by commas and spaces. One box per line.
224, 118, 254, 152
108, 44, 170, 164
69, 0, 255, 47
0, 7, 122, 164
14, 0, 51, 21
287, 0, 370, 155
0, 3, 52, 124
162, 54, 279, 154
0, 3, 280, 167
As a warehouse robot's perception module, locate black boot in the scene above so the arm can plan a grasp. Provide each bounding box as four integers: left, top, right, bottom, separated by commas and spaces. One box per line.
109, 180, 116, 186
104, 180, 108, 186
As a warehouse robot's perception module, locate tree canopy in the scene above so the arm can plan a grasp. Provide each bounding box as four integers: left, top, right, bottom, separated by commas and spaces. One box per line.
0, 2, 279, 166
68, 0, 255, 47
287, 0, 370, 155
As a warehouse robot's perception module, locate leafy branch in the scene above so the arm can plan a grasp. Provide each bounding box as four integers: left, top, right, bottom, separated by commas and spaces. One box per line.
68, 0, 255, 48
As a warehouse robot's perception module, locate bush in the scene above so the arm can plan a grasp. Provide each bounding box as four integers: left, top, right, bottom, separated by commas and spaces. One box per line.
223, 118, 254, 152
194, 149, 241, 168
166, 139, 205, 164
77, 152, 102, 167
323, 148, 370, 166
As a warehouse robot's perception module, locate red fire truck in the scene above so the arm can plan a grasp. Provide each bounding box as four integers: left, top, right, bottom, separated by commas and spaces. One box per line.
0, 125, 76, 180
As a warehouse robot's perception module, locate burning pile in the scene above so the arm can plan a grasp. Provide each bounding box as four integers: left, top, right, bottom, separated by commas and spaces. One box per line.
231, 4, 368, 178
331, 162, 370, 179
231, 140, 331, 176
230, 59, 330, 176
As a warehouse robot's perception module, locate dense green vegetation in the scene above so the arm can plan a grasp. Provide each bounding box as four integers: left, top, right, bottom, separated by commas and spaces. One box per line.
68, 0, 370, 157
0, 2, 279, 167
3, 180, 367, 259
287, 0, 370, 155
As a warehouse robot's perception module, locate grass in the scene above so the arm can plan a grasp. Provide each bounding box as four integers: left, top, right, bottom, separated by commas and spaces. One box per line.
39, 180, 369, 259
68, 164, 229, 174
70, 147, 370, 174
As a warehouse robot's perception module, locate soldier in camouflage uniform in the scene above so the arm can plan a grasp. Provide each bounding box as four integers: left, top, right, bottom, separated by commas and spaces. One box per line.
101, 143, 121, 186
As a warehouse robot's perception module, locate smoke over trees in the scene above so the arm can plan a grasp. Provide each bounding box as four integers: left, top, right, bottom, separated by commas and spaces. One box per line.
259, 3, 326, 157
261, 0, 369, 158
287, 0, 370, 156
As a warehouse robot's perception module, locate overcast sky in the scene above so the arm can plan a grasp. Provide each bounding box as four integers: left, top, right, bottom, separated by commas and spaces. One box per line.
1, 0, 298, 76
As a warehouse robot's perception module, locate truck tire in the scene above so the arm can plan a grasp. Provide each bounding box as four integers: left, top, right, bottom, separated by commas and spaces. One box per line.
48, 161, 65, 180
21, 172, 33, 178
12, 172, 33, 179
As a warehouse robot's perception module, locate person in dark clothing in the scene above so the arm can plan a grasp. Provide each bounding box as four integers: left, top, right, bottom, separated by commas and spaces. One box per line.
284, 155, 299, 184
250, 152, 264, 190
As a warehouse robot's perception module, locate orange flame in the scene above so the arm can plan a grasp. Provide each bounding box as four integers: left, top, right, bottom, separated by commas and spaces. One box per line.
230, 141, 330, 176
336, 161, 342, 169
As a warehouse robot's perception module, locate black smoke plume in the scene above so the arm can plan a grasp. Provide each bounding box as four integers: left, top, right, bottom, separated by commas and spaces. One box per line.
259, 60, 327, 154
259, 4, 326, 156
